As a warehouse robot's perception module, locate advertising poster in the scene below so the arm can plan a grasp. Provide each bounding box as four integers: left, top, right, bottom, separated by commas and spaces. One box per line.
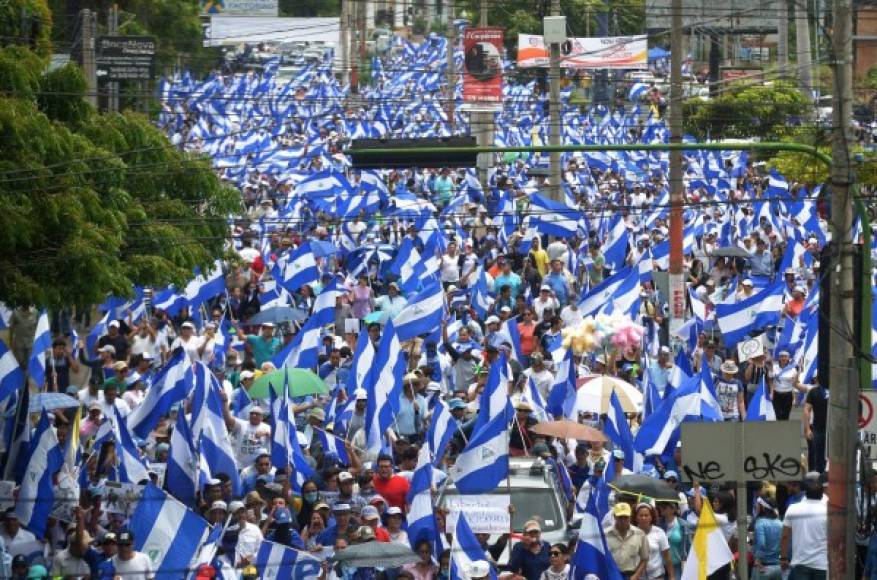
463, 27, 504, 105
517, 34, 648, 69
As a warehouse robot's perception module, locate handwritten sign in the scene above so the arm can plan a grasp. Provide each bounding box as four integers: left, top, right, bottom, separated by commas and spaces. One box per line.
680, 422, 803, 482
445, 494, 510, 534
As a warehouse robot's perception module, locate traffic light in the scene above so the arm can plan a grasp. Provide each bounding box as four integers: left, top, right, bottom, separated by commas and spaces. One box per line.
348, 137, 478, 169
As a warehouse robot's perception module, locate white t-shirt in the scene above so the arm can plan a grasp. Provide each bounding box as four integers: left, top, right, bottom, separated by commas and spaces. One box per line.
51, 549, 91, 579
560, 305, 584, 328
170, 335, 201, 362
232, 418, 272, 466
439, 253, 460, 283
525, 367, 555, 400
644, 525, 670, 578
783, 498, 828, 569
111, 551, 155, 580
129, 335, 157, 359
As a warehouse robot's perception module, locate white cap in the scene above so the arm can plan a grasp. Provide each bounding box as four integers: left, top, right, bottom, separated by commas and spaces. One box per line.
240, 370, 255, 380
98, 345, 116, 355
261, 322, 275, 328
386, 506, 403, 516
338, 471, 354, 482
229, 500, 245, 513
485, 316, 500, 325
210, 500, 228, 512
181, 322, 195, 330
108, 320, 120, 329
355, 388, 368, 400
249, 405, 265, 415
742, 279, 753, 286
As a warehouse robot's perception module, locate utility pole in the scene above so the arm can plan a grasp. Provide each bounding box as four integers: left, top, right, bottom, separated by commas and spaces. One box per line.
475, 0, 492, 189
107, 4, 118, 113
81, 9, 97, 109
340, 0, 350, 86
668, 0, 686, 346
794, 0, 813, 96
777, 0, 789, 78
547, 0, 563, 203
827, 0, 857, 572
350, 0, 360, 92
446, 0, 455, 130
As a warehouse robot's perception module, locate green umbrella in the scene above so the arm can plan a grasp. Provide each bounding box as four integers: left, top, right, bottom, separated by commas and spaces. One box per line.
249, 368, 329, 399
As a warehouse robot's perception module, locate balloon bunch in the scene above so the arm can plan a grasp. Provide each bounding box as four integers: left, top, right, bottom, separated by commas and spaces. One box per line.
562, 314, 646, 355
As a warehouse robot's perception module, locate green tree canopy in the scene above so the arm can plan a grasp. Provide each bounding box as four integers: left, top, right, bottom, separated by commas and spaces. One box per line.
0, 44, 238, 309
683, 82, 811, 141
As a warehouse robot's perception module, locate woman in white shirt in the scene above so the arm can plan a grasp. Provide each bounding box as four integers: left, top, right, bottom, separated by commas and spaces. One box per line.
635, 503, 674, 580
771, 350, 803, 420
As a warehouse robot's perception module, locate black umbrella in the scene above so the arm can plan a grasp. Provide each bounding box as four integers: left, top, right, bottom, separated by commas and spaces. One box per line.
710, 246, 751, 259
331, 542, 420, 568
609, 474, 682, 502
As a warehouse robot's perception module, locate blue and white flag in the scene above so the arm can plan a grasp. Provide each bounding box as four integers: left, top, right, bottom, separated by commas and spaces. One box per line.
407, 444, 442, 555
523, 376, 550, 423
253, 540, 322, 579
128, 347, 194, 439
548, 349, 577, 418
273, 243, 320, 294
345, 327, 375, 397
271, 313, 323, 370
0, 338, 24, 403
495, 317, 522, 362
528, 194, 580, 238
579, 268, 634, 317
452, 408, 509, 494
15, 409, 63, 538
130, 484, 210, 580
269, 387, 296, 469
393, 281, 445, 341
569, 480, 624, 580
185, 261, 225, 309
316, 428, 351, 466
27, 310, 51, 387
364, 320, 404, 453
634, 373, 722, 456
426, 399, 456, 465
166, 409, 201, 505
715, 281, 784, 346
191, 362, 241, 495
472, 351, 512, 432
745, 375, 776, 421
90, 406, 151, 484
604, 391, 636, 470
450, 511, 498, 580
470, 267, 493, 319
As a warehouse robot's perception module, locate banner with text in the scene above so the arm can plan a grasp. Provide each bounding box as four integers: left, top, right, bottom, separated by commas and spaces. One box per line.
463, 27, 504, 105
517, 34, 648, 69
445, 494, 510, 534
201, 0, 278, 16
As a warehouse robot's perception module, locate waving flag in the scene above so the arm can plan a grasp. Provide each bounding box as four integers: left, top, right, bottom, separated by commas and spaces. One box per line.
254, 540, 322, 579
271, 313, 323, 370
270, 387, 296, 469
452, 409, 509, 494
191, 362, 241, 495
407, 444, 442, 555
316, 428, 351, 466
185, 261, 225, 309
547, 349, 577, 418
27, 310, 51, 387
363, 320, 404, 453
273, 243, 320, 294
472, 351, 512, 432
15, 409, 63, 538
528, 194, 580, 238
89, 407, 151, 484
0, 339, 24, 403
470, 267, 494, 319
569, 479, 624, 580
130, 484, 210, 580
450, 512, 498, 580
602, 214, 630, 270
715, 281, 784, 346
128, 347, 194, 439
745, 375, 776, 421
579, 267, 634, 317
634, 373, 722, 456
680, 499, 733, 580
166, 409, 201, 504
523, 376, 550, 422
604, 391, 636, 470
426, 399, 456, 465
393, 281, 445, 341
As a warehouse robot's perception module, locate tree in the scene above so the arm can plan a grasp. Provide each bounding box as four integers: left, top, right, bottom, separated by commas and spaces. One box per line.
683, 81, 811, 141
770, 128, 877, 187
279, 0, 340, 17
0, 43, 238, 309
0, 0, 52, 59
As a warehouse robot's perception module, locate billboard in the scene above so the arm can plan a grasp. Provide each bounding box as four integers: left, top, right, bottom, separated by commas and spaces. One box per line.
200, 0, 278, 17
645, 0, 779, 32
517, 34, 648, 70
96, 36, 156, 81
463, 27, 504, 105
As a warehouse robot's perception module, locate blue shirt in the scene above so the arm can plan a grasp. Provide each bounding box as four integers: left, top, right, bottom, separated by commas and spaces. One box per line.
753, 517, 783, 564
395, 395, 427, 437
494, 273, 523, 300
543, 272, 570, 305
508, 540, 551, 580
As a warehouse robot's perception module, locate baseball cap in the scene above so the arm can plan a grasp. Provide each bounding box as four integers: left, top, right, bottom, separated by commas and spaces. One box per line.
210, 501, 228, 512
249, 405, 265, 415
274, 508, 292, 524
240, 370, 255, 380
357, 525, 376, 541
523, 520, 541, 533
485, 315, 500, 325
361, 505, 380, 520
613, 503, 632, 518
333, 503, 352, 512
448, 398, 467, 411
261, 322, 275, 328
181, 322, 195, 330
97, 345, 116, 355
108, 320, 120, 329
338, 471, 354, 483
355, 388, 368, 400
229, 500, 245, 513
117, 531, 134, 546
386, 506, 403, 516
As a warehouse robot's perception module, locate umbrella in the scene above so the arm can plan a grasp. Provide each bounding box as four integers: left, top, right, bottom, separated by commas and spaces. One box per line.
710, 246, 751, 259
609, 474, 683, 502
332, 542, 420, 568
29, 393, 80, 413
250, 368, 329, 399
309, 240, 341, 258
648, 47, 670, 60
531, 419, 608, 442
248, 306, 308, 325
575, 375, 643, 414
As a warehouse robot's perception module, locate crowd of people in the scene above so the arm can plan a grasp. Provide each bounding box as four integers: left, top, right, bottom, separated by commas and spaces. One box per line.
0, 32, 872, 580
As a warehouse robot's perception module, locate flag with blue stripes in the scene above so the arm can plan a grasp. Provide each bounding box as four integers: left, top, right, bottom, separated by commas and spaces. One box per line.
450, 511, 498, 580
27, 310, 51, 387
569, 478, 624, 580
393, 281, 445, 341
253, 540, 322, 579
452, 407, 509, 494
0, 338, 24, 403
15, 409, 63, 538
128, 347, 194, 439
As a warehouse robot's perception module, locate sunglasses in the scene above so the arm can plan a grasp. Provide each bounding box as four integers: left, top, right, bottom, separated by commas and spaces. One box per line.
550, 551, 562, 557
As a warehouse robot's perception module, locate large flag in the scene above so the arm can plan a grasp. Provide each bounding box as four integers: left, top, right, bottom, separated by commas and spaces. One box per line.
406, 444, 442, 556
253, 540, 322, 579
450, 512, 498, 580
715, 281, 784, 346
452, 409, 509, 494
127, 347, 194, 439
185, 261, 225, 309
680, 498, 733, 579
15, 409, 64, 538
271, 313, 323, 370
363, 320, 404, 453
166, 409, 201, 504
569, 479, 624, 580
426, 399, 456, 465
129, 484, 210, 580
190, 362, 241, 495
472, 351, 512, 432
273, 243, 319, 294
0, 338, 24, 403
393, 281, 445, 341
603, 391, 636, 470
27, 310, 51, 387
634, 373, 722, 456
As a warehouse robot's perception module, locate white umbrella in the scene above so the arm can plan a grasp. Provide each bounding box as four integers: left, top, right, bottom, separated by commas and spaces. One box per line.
574, 375, 643, 414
